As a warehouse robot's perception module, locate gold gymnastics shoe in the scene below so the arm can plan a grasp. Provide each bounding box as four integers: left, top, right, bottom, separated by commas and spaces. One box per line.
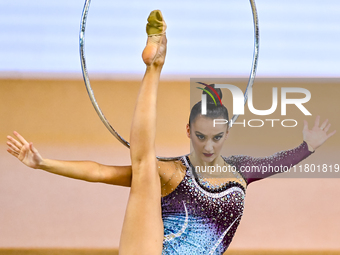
142, 10, 167, 66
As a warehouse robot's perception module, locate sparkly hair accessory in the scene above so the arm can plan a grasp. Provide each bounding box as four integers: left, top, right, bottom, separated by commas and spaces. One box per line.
196, 82, 223, 106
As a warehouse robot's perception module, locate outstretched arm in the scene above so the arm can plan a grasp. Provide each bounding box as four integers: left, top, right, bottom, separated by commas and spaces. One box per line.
7, 131, 132, 186
230, 116, 336, 184
6, 130, 174, 187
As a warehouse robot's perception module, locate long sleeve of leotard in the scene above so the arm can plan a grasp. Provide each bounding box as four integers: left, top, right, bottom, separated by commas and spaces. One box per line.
226, 141, 314, 185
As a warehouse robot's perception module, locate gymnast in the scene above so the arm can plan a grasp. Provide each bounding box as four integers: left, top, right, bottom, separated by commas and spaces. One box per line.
6, 10, 336, 255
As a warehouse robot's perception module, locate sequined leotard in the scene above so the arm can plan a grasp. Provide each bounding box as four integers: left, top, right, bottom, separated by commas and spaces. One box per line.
161, 141, 313, 254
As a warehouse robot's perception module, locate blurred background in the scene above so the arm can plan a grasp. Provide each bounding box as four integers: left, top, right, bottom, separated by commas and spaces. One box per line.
1, 0, 339, 77
1, 0, 339, 252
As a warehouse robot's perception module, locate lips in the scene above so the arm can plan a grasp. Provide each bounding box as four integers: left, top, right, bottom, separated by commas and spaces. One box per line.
203, 153, 214, 157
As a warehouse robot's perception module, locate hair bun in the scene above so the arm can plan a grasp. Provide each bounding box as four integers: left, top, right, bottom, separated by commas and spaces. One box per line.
201, 84, 223, 105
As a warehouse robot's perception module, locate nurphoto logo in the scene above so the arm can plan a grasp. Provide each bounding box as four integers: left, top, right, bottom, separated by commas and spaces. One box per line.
197, 83, 312, 128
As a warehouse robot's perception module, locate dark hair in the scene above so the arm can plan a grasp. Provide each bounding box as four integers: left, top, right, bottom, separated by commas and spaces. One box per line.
189, 84, 229, 127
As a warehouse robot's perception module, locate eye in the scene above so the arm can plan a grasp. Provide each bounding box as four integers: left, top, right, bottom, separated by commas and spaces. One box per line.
214, 136, 223, 141
196, 134, 205, 140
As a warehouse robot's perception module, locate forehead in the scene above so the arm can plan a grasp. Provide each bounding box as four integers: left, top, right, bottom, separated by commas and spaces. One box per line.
191, 115, 227, 134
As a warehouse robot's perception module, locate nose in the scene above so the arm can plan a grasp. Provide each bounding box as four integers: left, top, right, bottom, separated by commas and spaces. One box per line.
204, 139, 213, 152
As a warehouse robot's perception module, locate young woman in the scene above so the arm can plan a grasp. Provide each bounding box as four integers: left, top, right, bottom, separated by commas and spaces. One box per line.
6, 10, 336, 255
7, 9, 168, 255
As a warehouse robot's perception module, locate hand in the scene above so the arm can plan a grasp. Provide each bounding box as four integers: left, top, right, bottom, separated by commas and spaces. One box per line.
6, 131, 43, 169
303, 116, 336, 151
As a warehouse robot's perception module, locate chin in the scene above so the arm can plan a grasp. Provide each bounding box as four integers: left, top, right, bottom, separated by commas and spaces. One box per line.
202, 155, 217, 163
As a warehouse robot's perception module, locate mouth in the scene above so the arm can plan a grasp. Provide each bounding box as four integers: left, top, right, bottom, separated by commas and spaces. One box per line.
203, 153, 214, 157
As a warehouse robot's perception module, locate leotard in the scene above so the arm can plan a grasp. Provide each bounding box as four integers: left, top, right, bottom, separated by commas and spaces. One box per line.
161, 141, 313, 254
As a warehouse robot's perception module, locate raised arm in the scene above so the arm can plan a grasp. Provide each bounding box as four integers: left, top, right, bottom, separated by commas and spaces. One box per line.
228, 116, 336, 185
6, 131, 132, 186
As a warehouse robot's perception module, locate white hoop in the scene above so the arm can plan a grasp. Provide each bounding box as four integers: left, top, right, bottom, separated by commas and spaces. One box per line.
79, 0, 260, 161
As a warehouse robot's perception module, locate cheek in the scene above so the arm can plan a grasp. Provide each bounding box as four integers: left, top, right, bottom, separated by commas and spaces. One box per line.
215, 140, 225, 149
191, 137, 203, 150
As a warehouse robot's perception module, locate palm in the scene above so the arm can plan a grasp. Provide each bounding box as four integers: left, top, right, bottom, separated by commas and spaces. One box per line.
18, 144, 41, 168
303, 116, 336, 150
7, 131, 43, 169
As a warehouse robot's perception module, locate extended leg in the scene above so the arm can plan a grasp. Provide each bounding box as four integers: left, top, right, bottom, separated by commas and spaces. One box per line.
119, 10, 167, 255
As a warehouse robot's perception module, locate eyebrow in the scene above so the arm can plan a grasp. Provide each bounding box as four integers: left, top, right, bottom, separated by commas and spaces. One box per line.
195, 131, 224, 136
195, 131, 204, 136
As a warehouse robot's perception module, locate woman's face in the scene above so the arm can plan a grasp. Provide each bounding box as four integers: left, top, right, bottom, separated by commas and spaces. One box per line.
186, 115, 228, 163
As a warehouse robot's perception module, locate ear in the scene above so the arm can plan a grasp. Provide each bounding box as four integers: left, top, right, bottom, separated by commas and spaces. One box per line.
186, 123, 191, 138
224, 130, 229, 140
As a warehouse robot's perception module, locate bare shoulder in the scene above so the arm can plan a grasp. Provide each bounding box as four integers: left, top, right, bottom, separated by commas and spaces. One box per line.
157, 159, 187, 197
157, 159, 186, 181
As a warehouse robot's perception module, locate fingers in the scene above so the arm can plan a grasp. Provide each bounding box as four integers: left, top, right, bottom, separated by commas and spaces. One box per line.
7, 147, 19, 158
324, 123, 331, 133
303, 120, 309, 132
314, 115, 320, 128
13, 131, 29, 146
6, 134, 24, 159
320, 118, 329, 131
6, 131, 32, 160
327, 130, 336, 139
7, 135, 23, 150
29, 142, 38, 154
318, 118, 335, 137
7, 140, 20, 153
